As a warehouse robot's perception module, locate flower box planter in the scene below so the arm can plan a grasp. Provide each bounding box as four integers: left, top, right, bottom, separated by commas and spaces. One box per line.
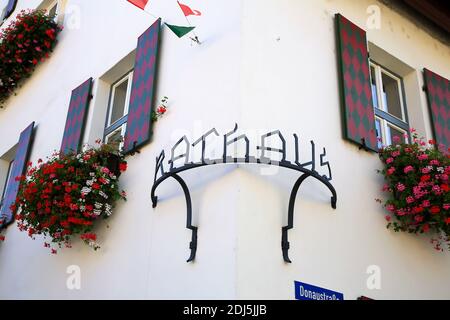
0, 9, 62, 107
378, 131, 450, 251
11, 143, 128, 253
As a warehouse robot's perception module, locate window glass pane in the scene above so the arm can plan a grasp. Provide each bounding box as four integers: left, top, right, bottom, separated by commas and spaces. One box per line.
48, 3, 57, 17
370, 66, 379, 109
1, 160, 13, 202
105, 127, 124, 152
386, 124, 405, 146
382, 72, 403, 119
375, 118, 383, 149
110, 79, 128, 125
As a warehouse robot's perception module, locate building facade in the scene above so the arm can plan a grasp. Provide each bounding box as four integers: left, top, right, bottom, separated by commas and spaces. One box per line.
0, 0, 449, 299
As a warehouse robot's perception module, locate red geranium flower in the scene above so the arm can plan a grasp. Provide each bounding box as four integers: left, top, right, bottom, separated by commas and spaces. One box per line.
430, 206, 441, 214
119, 162, 128, 172
80, 233, 97, 241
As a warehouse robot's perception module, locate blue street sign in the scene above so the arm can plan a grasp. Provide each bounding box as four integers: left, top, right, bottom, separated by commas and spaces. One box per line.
294, 281, 344, 300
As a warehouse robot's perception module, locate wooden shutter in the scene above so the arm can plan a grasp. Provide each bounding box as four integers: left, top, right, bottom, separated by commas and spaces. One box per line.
335, 14, 377, 152
60, 78, 93, 155
123, 18, 161, 154
0, 122, 35, 227
3, 0, 17, 20
423, 69, 450, 153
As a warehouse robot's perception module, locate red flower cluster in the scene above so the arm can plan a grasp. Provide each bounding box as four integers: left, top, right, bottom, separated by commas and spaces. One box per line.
12, 143, 127, 253
379, 130, 450, 251
151, 96, 169, 122
0, 9, 62, 107
80, 233, 97, 241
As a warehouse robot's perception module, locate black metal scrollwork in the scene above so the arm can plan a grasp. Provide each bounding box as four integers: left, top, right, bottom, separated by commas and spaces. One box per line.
151, 124, 337, 263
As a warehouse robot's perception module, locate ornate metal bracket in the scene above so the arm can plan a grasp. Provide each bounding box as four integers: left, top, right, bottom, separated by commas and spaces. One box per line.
282, 173, 336, 263
151, 125, 337, 263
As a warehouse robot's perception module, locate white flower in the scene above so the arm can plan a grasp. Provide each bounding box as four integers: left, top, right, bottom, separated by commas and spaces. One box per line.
90, 172, 95, 177
81, 187, 91, 195
104, 203, 113, 216
99, 191, 108, 199
95, 202, 103, 209
93, 209, 102, 216
86, 180, 93, 186
437, 167, 444, 173
88, 240, 100, 250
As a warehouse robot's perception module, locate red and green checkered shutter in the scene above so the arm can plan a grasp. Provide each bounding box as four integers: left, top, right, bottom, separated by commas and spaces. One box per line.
0, 122, 35, 227
60, 78, 93, 155
4, 0, 17, 20
423, 69, 450, 153
335, 14, 377, 152
124, 18, 161, 154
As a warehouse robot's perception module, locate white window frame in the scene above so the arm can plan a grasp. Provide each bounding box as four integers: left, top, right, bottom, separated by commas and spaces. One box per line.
104, 71, 134, 151
105, 125, 127, 151
375, 116, 408, 147
106, 72, 133, 128
370, 61, 409, 147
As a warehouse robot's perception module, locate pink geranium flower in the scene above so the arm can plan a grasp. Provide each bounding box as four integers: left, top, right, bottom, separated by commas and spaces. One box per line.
418, 154, 428, 161
404, 166, 414, 174
387, 167, 396, 175
422, 167, 431, 174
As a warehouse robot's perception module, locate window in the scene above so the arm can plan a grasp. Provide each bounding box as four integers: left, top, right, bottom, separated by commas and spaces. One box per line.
370, 62, 409, 148
0, 160, 13, 210
37, 0, 66, 24
104, 71, 133, 151
47, 0, 58, 21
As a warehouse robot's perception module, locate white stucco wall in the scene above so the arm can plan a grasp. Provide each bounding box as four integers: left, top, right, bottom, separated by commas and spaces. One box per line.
0, 0, 449, 300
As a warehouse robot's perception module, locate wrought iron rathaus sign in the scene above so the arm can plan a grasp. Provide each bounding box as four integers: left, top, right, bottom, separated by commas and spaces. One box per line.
151, 124, 337, 263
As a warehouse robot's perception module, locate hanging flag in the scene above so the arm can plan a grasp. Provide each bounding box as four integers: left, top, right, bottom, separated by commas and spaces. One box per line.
165, 23, 196, 38
177, 1, 201, 16
127, 0, 149, 10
